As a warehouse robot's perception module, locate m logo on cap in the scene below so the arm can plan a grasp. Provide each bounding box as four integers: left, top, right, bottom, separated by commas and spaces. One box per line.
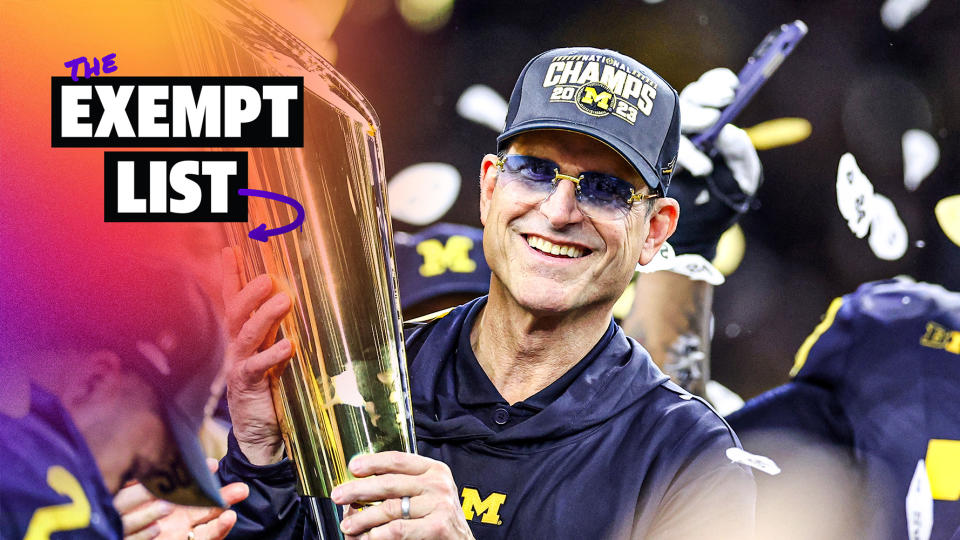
576, 83, 615, 115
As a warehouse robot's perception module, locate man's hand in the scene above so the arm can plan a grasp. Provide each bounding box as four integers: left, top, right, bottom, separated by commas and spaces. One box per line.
671, 67, 762, 260
115, 459, 249, 540
221, 247, 294, 465
333, 452, 474, 540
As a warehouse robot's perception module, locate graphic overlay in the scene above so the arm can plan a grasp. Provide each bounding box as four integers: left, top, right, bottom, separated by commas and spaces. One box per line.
238, 188, 305, 242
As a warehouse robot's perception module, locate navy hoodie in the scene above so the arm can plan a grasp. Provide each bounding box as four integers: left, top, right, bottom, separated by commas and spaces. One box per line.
220, 297, 755, 539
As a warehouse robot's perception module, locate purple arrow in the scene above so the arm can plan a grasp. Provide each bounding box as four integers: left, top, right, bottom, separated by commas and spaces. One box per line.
237, 189, 305, 242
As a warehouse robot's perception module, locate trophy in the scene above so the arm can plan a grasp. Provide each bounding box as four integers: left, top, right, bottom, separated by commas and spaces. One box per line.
170, 0, 417, 502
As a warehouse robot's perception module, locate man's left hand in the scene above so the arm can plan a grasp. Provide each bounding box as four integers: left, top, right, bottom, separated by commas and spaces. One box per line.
333, 452, 474, 539
669, 67, 762, 260
115, 459, 249, 540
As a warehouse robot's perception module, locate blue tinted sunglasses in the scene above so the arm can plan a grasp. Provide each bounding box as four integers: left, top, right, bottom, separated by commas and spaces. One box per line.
495, 154, 658, 220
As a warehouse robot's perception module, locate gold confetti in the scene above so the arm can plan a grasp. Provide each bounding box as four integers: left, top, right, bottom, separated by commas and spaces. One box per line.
745, 117, 812, 150
712, 224, 746, 276
935, 195, 960, 247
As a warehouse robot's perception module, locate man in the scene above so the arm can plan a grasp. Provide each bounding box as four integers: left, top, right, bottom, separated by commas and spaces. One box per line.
724, 277, 960, 540
218, 47, 756, 539
0, 256, 248, 539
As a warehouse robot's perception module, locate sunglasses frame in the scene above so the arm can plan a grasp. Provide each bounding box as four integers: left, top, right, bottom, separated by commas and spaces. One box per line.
495, 154, 659, 218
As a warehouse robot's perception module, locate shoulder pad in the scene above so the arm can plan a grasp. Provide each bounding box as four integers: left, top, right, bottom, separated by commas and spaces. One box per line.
790, 278, 960, 378
850, 278, 960, 324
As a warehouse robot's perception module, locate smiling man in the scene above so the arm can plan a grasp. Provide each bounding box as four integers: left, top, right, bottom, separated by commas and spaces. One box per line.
219, 47, 756, 539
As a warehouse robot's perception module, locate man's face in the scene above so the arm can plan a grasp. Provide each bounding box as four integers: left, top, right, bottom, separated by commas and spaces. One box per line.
479, 130, 678, 316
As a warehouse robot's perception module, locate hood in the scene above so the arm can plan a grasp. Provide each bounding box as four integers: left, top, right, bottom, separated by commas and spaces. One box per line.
408, 297, 669, 449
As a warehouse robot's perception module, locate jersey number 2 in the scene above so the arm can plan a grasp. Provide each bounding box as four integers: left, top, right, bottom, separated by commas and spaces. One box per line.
23, 466, 91, 539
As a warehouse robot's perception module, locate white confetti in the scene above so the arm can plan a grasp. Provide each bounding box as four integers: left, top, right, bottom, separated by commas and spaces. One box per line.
726, 447, 781, 476
706, 380, 745, 416
902, 129, 940, 191
456, 84, 509, 132
881, 0, 930, 31
836, 153, 876, 238
905, 460, 933, 540
388, 162, 461, 226
694, 188, 710, 205
868, 193, 909, 261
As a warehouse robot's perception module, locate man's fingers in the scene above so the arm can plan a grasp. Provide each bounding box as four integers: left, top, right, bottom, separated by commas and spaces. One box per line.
125, 523, 162, 540
681, 67, 738, 108
715, 124, 762, 195
679, 100, 722, 134
114, 482, 157, 515
179, 483, 247, 528
231, 292, 291, 356
120, 501, 174, 536
362, 517, 434, 540
331, 474, 426, 506
224, 273, 275, 336
205, 457, 219, 474
239, 339, 293, 384
676, 136, 714, 177
348, 451, 435, 477
193, 509, 238, 540
219, 482, 250, 507
339, 496, 430, 536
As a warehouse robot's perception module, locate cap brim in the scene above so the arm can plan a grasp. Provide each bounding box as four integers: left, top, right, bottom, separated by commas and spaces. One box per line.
497, 120, 663, 192
138, 402, 225, 507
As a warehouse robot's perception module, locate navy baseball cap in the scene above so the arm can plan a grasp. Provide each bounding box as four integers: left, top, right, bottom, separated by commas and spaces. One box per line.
498, 47, 680, 195
394, 223, 491, 310
114, 265, 226, 508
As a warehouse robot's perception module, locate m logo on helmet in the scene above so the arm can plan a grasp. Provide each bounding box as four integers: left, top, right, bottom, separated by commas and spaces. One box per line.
576, 83, 615, 116
416, 236, 477, 277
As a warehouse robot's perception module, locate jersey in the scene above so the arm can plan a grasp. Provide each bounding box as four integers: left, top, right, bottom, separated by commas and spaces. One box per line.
220, 296, 755, 539
0, 384, 123, 539
728, 278, 960, 540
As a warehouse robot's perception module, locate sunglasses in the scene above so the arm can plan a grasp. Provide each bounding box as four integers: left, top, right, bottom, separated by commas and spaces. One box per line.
495, 154, 658, 220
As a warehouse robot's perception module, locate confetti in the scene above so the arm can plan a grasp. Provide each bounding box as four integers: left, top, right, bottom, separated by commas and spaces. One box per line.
744, 117, 812, 150
935, 195, 960, 247
388, 162, 461, 226
881, 0, 930, 31
836, 153, 876, 239
902, 129, 940, 191
713, 224, 746, 276
868, 193, 908, 261
456, 84, 508, 132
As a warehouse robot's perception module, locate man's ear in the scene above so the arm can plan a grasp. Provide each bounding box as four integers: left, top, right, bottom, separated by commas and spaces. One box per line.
638, 197, 680, 265
478, 154, 499, 226
62, 350, 125, 409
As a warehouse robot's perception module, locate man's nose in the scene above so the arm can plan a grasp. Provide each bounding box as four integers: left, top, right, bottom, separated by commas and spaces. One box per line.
538, 177, 585, 228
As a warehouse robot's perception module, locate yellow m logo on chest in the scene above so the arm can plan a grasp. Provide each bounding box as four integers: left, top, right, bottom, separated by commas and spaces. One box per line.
460, 486, 507, 525
417, 236, 477, 277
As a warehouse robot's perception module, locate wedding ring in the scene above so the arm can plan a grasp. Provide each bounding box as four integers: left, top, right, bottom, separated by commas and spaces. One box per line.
400, 495, 411, 520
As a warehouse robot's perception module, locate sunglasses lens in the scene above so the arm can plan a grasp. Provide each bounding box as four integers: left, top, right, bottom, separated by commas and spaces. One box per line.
577, 173, 634, 218
504, 155, 555, 180
498, 155, 639, 219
